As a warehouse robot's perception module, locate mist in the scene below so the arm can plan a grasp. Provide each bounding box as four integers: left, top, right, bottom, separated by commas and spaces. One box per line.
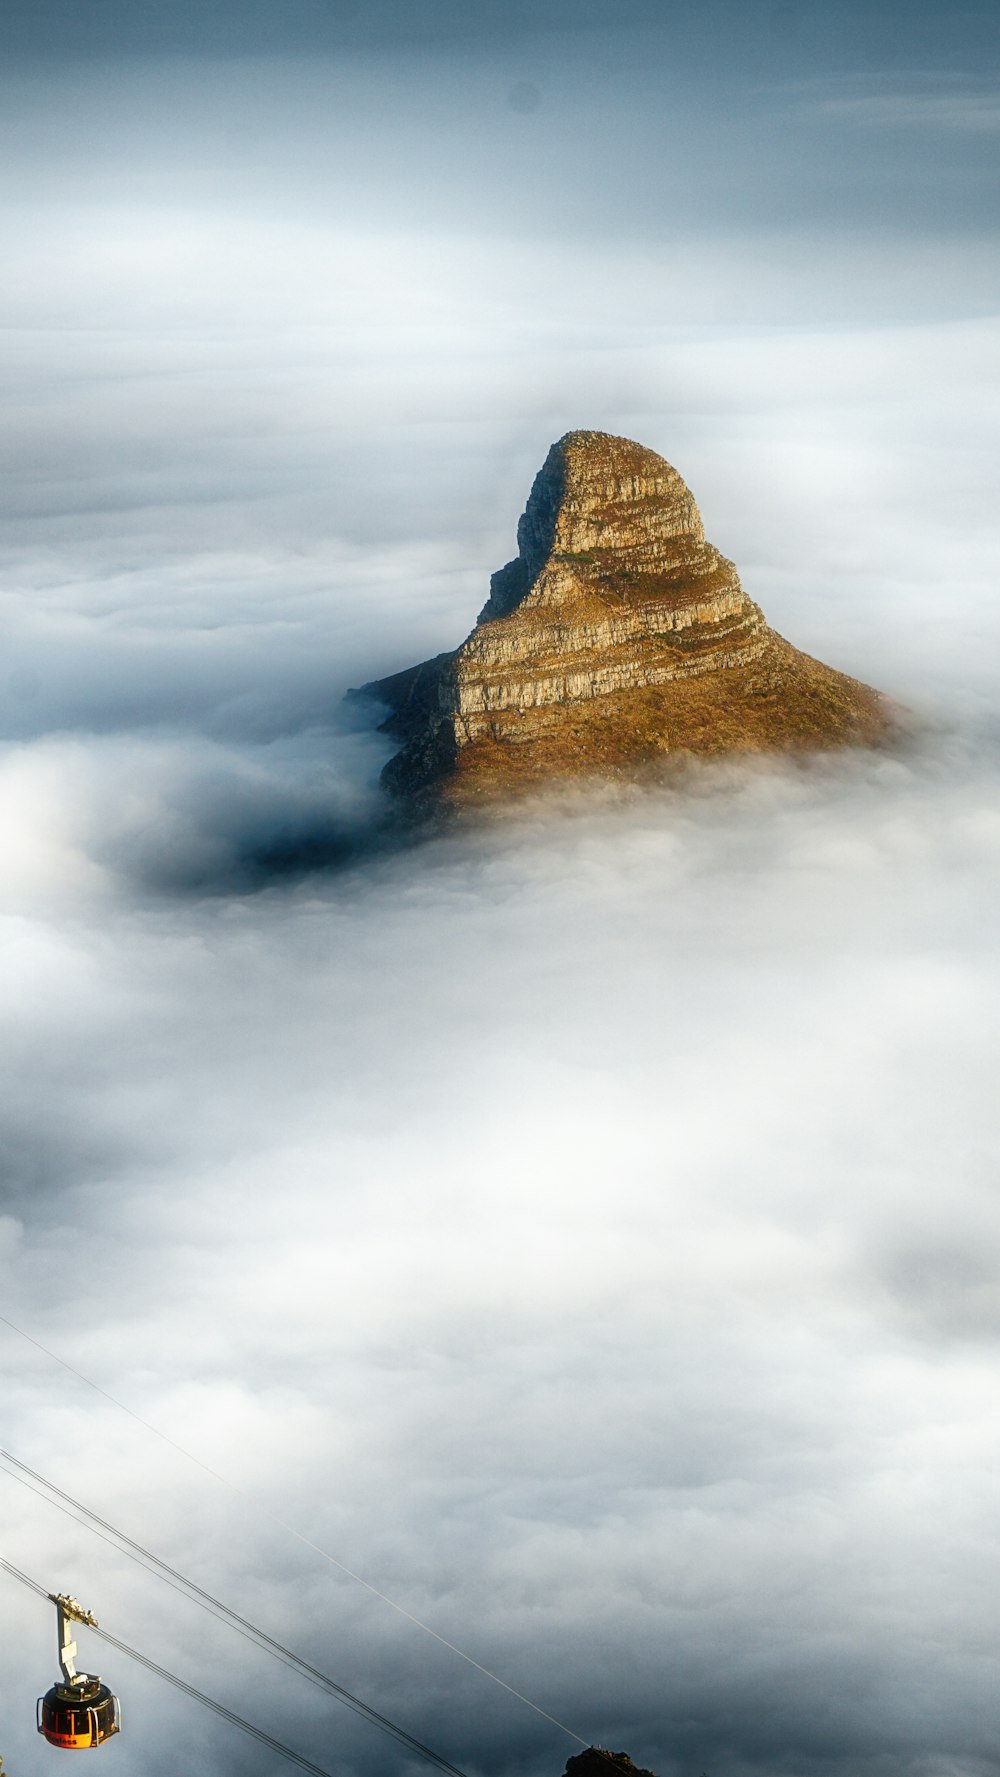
2, 8, 1000, 1777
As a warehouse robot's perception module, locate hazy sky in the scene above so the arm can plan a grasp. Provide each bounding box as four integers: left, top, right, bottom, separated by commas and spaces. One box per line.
1, 4, 999, 1777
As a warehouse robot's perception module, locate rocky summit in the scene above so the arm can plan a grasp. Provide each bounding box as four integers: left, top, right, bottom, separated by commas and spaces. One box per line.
359, 431, 891, 807
562, 1751, 658, 1777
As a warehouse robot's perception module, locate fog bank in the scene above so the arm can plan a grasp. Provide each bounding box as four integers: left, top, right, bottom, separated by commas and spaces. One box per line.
2, 14, 999, 1777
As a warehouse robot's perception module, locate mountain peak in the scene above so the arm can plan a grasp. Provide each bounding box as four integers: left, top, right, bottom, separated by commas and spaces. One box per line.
480, 432, 703, 623
563, 1751, 658, 1777
358, 432, 892, 807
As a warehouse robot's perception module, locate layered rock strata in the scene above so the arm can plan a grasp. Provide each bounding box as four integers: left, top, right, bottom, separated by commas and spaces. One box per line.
359, 431, 891, 806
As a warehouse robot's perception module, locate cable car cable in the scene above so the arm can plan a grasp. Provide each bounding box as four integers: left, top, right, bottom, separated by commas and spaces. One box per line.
1, 1555, 347, 1777
0, 1308, 589, 1748
0, 1555, 472, 1777
1, 1451, 369, 1724
0, 1460, 470, 1777
0, 1480, 468, 1777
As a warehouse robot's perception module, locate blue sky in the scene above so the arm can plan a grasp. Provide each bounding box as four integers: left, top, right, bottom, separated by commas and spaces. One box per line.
1, 0, 996, 65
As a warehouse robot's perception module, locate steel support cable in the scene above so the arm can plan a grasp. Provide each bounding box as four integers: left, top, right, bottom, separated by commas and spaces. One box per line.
0, 1308, 588, 1750
0, 1454, 470, 1777
3, 1534, 624, 1777
93, 1627, 350, 1777
0, 1555, 346, 1777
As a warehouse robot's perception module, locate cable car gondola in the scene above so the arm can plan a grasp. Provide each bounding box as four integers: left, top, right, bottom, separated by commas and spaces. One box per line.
37, 1593, 121, 1751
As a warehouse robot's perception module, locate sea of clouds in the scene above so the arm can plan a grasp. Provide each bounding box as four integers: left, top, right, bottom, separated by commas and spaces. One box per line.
2, 40, 1000, 1777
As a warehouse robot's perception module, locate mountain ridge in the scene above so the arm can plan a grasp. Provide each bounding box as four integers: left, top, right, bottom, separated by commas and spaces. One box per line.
357, 431, 892, 807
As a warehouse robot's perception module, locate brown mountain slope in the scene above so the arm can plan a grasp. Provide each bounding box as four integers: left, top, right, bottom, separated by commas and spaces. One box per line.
358, 431, 892, 807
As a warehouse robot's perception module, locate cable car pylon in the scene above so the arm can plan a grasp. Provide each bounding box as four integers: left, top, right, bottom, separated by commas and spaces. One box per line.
37, 1593, 121, 1751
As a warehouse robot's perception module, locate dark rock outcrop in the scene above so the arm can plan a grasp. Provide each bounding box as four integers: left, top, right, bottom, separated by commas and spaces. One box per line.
564, 1750, 658, 1777
358, 431, 892, 807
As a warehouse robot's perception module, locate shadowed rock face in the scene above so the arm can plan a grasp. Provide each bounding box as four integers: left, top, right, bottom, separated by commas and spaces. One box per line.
359, 431, 892, 807
563, 1751, 659, 1777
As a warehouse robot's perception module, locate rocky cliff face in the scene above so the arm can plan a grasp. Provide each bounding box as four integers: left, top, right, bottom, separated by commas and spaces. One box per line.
359, 431, 891, 807
563, 1750, 658, 1777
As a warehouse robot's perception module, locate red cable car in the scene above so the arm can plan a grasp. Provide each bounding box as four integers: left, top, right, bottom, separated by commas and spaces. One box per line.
37, 1594, 121, 1751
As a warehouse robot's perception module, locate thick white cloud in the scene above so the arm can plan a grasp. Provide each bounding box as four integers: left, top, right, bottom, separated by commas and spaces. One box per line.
3, 724, 999, 1777
1, 35, 999, 1777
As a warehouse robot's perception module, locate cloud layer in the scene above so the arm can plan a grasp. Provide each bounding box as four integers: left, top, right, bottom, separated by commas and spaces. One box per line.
2, 18, 999, 1777
3, 729, 1000, 1777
